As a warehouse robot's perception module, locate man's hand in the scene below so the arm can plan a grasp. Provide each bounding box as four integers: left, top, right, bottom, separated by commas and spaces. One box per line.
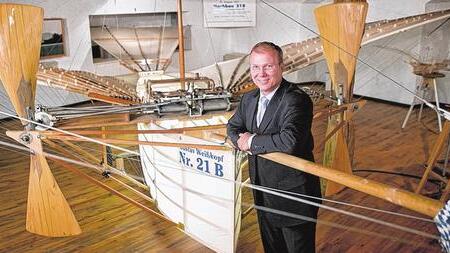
237, 132, 252, 151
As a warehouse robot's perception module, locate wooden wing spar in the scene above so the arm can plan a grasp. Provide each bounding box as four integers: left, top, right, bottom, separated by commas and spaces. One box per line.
0, 4, 81, 237
37, 67, 141, 105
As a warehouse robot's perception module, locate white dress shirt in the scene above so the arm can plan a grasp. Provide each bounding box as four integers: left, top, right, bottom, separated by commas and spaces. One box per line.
247, 85, 280, 150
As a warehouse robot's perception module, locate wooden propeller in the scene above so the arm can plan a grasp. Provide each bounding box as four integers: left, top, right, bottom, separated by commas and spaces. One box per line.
0, 4, 81, 237
315, 1, 367, 98
315, 1, 368, 196
6, 131, 81, 236
0, 4, 43, 125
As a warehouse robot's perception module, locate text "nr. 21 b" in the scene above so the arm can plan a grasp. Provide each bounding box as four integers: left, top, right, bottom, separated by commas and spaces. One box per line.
179, 151, 224, 177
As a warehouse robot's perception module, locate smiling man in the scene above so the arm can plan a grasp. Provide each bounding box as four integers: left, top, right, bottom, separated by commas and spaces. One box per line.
227, 41, 321, 253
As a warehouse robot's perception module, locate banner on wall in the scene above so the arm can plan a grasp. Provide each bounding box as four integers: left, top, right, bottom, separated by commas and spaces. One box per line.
203, 0, 256, 28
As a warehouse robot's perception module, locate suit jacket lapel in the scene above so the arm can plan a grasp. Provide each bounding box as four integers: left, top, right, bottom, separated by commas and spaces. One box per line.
258, 81, 286, 133
247, 91, 259, 132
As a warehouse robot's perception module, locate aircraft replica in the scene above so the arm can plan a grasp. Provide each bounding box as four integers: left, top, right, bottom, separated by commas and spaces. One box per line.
1, 1, 450, 252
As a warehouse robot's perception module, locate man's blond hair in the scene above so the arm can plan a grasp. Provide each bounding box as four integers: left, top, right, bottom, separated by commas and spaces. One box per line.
250, 41, 283, 65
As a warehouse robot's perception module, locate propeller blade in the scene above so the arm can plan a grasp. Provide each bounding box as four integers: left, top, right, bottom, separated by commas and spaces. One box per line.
314, 2, 368, 100
315, 2, 367, 196
325, 127, 353, 196
6, 131, 81, 237
0, 4, 43, 125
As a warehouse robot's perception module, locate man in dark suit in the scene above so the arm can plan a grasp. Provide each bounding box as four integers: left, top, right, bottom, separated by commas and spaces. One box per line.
227, 42, 321, 253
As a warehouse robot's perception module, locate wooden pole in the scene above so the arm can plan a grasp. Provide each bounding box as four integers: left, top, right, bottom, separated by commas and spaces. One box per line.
260, 152, 443, 217
416, 121, 450, 196
177, 0, 186, 91
219, 133, 442, 217
44, 135, 231, 151
44, 124, 227, 136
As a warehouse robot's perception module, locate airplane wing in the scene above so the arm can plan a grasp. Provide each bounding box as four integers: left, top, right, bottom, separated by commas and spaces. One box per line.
37, 66, 140, 105
222, 8, 450, 94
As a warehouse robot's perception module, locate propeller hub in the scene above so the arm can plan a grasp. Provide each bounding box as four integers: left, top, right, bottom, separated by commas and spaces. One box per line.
35, 111, 55, 131
19, 133, 32, 144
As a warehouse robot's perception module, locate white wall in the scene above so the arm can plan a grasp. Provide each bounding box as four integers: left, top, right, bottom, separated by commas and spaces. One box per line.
0, 0, 110, 71
353, 0, 450, 104
423, 0, 450, 105
0, 0, 112, 118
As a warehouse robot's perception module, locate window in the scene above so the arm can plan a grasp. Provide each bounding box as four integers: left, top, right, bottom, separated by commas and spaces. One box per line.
89, 12, 191, 65
41, 18, 66, 58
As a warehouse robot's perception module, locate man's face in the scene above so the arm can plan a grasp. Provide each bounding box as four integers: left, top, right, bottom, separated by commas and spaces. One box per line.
250, 49, 283, 95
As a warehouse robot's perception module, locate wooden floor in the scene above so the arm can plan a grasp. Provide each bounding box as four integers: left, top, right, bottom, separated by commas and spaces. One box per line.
0, 99, 448, 252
